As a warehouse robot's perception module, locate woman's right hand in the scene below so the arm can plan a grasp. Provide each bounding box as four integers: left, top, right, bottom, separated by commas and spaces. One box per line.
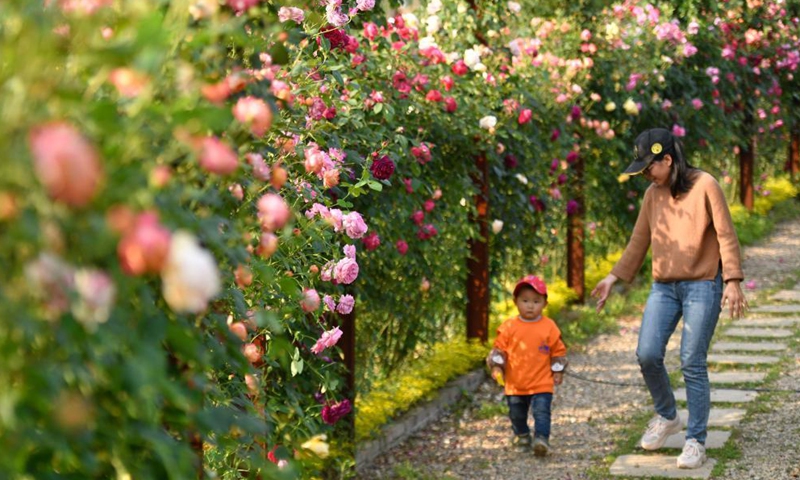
590, 274, 618, 313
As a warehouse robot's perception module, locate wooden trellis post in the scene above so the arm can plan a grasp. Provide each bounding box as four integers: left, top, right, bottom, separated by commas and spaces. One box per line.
466, 152, 490, 343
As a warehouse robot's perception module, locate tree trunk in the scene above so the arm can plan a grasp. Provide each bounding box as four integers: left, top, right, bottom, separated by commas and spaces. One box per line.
566, 153, 585, 303
338, 308, 356, 414
466, 153, 489, 343
739, 135, 755, 210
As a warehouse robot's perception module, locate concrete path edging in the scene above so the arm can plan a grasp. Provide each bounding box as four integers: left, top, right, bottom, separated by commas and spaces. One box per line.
355, 369, 486, 472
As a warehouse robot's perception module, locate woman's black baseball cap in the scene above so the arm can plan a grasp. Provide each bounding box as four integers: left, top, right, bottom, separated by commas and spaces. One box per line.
624, 128, 675, 175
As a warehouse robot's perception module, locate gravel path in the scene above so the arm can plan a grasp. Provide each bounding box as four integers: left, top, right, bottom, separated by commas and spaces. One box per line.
358, 214, 800, 480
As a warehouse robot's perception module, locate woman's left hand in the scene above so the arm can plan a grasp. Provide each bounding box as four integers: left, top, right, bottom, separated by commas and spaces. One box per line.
721, 280, 748, 318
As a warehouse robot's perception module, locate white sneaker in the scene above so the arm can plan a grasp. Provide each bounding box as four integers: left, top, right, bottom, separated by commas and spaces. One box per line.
677, 439, 707, 469
640, 414, 682, 450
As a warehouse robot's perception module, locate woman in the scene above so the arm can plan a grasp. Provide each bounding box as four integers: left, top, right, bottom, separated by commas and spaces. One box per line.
591, 128, 747, 469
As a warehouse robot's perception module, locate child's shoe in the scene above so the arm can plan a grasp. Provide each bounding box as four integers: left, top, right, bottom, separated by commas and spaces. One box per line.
532, 436, 550, 457
512, 433, 531, 450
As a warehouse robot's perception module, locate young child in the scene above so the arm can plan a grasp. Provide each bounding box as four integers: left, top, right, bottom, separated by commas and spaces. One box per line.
487, 275, 567, 456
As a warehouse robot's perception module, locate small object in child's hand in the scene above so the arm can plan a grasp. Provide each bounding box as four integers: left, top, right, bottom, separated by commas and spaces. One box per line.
491, 366, 505, 386
551, 362, 564, 372
491, 353, 505, 365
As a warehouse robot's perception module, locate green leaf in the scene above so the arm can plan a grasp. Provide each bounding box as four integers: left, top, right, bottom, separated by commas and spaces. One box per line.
367, 181, 383, 191
373, 103, 383, 114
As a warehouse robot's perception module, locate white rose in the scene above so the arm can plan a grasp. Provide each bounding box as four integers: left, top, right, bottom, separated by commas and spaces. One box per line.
418, 36, 438, 51
73, 269, 116, 329
427, 0, 442, 14
479, 115, 497, 130
492, 220, 504, 234
463, 48, 481, 68
623, 98, 639, 116
402, 12, 419, 28
301, 434, 330, 458
507, 1, 521, 13
161, 231, 221, 313
425, 15, 441, 34
515, 173, 529, 185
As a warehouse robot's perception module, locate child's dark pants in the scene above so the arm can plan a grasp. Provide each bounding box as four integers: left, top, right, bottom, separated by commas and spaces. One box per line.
507, 393, 553, 439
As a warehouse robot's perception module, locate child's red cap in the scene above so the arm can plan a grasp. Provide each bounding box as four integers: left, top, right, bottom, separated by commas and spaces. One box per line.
513, 275, 548, 297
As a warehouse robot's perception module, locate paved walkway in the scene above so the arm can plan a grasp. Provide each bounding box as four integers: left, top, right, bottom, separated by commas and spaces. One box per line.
358, 215, 800, 479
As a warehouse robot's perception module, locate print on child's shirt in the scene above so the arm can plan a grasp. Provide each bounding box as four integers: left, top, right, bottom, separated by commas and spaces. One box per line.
538, 340, 550, 355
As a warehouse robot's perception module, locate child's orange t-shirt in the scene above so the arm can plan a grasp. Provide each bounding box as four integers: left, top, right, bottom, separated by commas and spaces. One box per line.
493, 315, 567, 395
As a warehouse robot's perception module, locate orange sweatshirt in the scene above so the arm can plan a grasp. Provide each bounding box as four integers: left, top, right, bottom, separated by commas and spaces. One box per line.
494, 315, 567, 395
611, 171, 744, 283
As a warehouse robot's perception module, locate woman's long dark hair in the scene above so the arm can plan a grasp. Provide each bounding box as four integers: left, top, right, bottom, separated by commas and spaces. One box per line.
667, 138, 697, 198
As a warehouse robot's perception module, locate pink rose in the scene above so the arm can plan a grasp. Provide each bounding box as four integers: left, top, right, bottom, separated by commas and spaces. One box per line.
333, 257, 359, 284
311, 326, 343, 354
233, 96, 273, 137
363, 22, 379, 41
411, 210, 425, 225
518, 109, 532, 124
343, 244, 356, 259
246, 153, 271, 181
278, 6, 304, 23
416, 223, 438, 240
197, 136, 238, 175
229, 183, 244, 200
300, 288, 321, 312
108, 68, 149, 98
321, 398, 352, 424
226, 0, 261, 13
28, 122, 104, 207
336, 294, 355, 314
396, 240, 408, 255
323, 294, 336, 311
566, 151, 579, 164
117, 212, 172, 275
342, 211, 368, 239
257, 232, 279, 258
257, 194, 291, 232
323, 169, 340, 188
423, 199, 435, 212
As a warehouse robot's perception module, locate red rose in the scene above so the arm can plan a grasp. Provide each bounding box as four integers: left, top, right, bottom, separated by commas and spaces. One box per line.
452, 60, 469, 76
444, 97, 457, 113
518, 108, 532, 124
425, 89, 443, 102
370, 155, 395, 180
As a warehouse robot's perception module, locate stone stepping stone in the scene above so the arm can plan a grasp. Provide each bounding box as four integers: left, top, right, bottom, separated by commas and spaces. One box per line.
664, 430, 730, 449
675, 388, 757, 403
770, 290, 800, 302
678, 408, 746, 427
610, 455, 716, 478
707, 353, 780, 364
711, 341, 786, 352
723, 327, 793, 338
732, 317, 800, 327
707, 371, 767, 384
750, 304, 800, 313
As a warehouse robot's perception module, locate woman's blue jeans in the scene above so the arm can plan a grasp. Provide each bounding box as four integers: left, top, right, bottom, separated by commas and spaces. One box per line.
507, 393, 553, 439
636, 271, 723, 444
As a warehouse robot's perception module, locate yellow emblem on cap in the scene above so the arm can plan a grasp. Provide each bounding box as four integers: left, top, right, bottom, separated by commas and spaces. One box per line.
651, 143, 663, 154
